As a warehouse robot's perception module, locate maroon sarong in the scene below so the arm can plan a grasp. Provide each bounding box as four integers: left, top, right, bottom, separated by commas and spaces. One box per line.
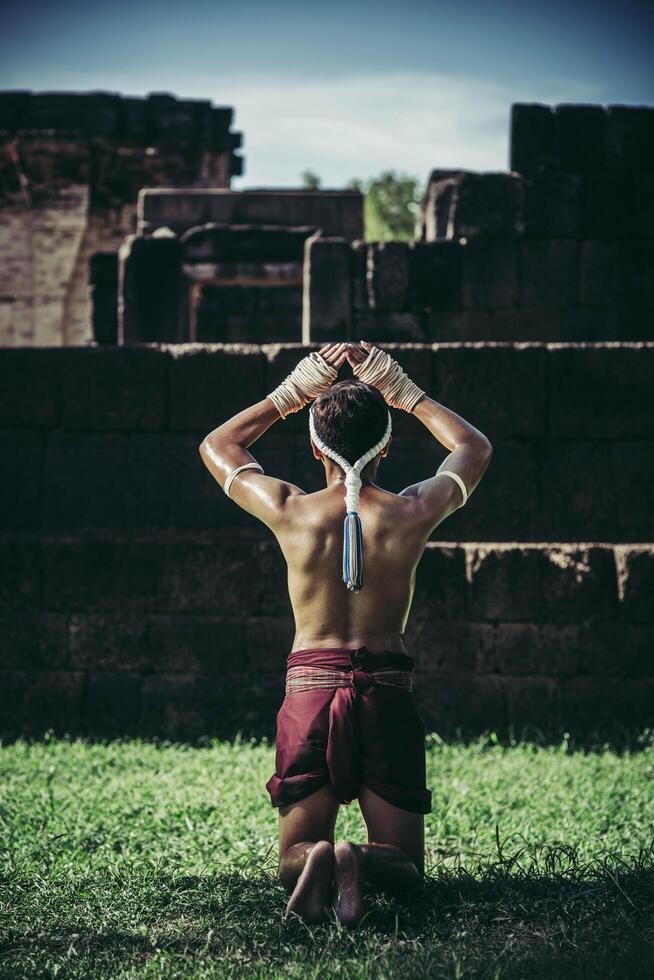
265, 645, 432, 815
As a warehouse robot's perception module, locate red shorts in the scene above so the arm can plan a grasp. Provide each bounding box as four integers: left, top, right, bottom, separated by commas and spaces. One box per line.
265, 646, 432, 815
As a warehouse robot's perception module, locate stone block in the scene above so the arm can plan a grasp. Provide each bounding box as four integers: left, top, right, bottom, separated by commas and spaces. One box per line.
410, 546, 467, 620
118, 234, 183, 343
168, 343, 266, 432
524, 172, 584, 237
467, 546, 542, 622
618, 548, 654, 621
418, 621, 495, 675
510, 104, 557, 175
0, 612, 68, 669
424, 311, 493, 342
302, 237, 352, 343
156, 536, 290, 617
0, 349, 63, 428
605, 106, 654, 169
610, 443, 654, 541
560, 676, 654, 731
518, 239, 578, 307
69, 613, 150, 671
579, 240, 654, 309
433, 345, 547, 439
146, 614, 247, 672
351, 240, 369, 310
415, 672, 507, 734
42, 433, 127, 529
539, 546, 619, 624
17, 670, 85, 736
447, 172, 526, 240
482, 622, 580, 676
579, 621, 653, 676
461, 240, 519, 309
559, 309, 620, 342
538, 441, 616, 540
62, 347, 168, 431
548, 346, 654, 439
89, 252, 119, 344
409, 241, 462, 311
83, 672, 143, 735
352, 312, 426, 343
43, 537, 160, 611
140, 673, 202, 739
368, 241, 411, 312
504, 677, 560, 735
0, 431, 43, 529
583, 172, 638, 239
554, 105, 607, 172
0, 538, 42, 608
244, 616, 295, 671
421, 176, 460, 241
460, 440, 539, 542
490, 308, 563, 341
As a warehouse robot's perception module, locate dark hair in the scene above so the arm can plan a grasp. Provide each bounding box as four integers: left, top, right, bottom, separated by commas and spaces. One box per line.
312, 380, 389, 467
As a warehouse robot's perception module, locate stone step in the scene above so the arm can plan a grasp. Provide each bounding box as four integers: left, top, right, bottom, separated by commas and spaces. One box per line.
1, 534, 651, 739
1, 343, 652, 540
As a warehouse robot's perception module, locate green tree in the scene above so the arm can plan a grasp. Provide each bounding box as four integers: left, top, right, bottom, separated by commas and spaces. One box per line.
301, 169, 322, 189
347, 170, 422, 241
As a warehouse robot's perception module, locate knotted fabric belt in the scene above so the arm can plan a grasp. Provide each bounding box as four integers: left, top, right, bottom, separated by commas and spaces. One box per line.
282, 645, 416, 804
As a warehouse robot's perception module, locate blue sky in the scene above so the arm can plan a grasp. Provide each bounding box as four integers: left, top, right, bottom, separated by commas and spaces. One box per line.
1, 0, 652, 188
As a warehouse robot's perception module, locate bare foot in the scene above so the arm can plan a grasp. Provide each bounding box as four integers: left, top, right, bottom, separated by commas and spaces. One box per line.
284, 840, 334, 924
333, 841, 365, 927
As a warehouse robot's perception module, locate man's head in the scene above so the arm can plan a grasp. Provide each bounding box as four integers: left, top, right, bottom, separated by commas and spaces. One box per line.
310, 380, 392, 470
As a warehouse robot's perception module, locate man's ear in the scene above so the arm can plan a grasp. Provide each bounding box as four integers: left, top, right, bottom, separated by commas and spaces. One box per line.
310, 438, 323, 461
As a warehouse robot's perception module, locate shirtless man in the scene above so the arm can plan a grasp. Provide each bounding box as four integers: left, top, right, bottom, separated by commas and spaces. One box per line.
199, 341, 492, 926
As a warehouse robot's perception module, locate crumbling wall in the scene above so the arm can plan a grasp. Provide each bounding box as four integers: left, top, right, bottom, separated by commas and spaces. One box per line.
0, 91, 243, 346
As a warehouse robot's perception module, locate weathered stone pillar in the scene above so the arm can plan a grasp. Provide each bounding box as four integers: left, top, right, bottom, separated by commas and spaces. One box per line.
302, 235, 352, 344
118, 234, 183, 344
89, 252, 118, 344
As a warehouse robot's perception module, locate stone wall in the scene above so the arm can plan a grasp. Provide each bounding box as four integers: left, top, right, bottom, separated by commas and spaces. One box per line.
1, 343, 653, 739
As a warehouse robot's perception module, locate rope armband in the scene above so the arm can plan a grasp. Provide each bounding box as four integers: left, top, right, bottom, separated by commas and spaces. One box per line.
436, 470, 468, 507
223, 462, 264, 499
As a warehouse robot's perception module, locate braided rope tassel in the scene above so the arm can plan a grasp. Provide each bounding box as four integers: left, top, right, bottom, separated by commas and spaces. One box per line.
309, 405, 392, 592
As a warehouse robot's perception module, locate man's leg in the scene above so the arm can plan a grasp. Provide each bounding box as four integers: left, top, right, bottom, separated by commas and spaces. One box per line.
332, 784, 424, 926
278, 782, 340, 923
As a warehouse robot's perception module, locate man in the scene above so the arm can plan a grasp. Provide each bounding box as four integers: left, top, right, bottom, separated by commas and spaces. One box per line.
199, 341, 492, 926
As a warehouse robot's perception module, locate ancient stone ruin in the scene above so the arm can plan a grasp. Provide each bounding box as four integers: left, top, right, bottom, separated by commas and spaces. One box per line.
0, 96, 652, 740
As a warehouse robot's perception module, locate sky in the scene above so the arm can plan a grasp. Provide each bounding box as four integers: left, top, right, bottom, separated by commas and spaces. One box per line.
1, 0, 652, 189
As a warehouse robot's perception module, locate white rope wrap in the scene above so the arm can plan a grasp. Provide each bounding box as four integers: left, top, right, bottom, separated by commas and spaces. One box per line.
351, 345, 426, 412
267, 351, 338, 419
436, 469, 468, 507
309, 405, 392, 512
223, 462, 264, 499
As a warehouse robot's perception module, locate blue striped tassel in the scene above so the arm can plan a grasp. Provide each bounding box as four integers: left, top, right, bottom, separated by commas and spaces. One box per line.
343, 511, 364, 591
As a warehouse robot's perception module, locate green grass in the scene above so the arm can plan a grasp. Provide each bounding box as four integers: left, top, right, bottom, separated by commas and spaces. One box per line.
2, 732, 654, 979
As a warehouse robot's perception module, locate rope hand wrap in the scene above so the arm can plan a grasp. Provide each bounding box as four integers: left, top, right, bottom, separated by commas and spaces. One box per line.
309, 403, 392, 592
267, 351, 338, 419
351, 345, 426, 412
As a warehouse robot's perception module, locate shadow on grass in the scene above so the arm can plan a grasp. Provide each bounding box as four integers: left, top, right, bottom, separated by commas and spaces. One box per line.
3, 844, 654, 980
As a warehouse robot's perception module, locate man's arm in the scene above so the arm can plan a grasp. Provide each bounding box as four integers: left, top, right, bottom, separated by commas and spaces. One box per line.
400, 395, 493, 529
199, 342, 348, 530
345, 341, 492, 530
199, 397, 305, 531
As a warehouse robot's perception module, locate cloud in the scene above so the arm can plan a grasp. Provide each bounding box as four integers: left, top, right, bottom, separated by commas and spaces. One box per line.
220, 69, 602, 187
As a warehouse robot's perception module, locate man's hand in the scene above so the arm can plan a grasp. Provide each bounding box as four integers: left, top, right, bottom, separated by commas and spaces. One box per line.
345, 340, 373, 370
319, 342, 350, 372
